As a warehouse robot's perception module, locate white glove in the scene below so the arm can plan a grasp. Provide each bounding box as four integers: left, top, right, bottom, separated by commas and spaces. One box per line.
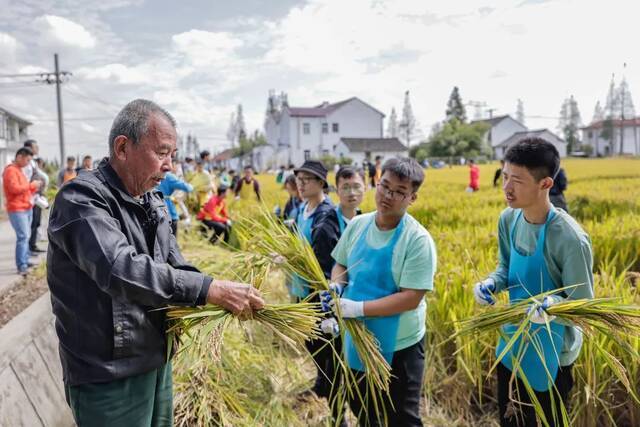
226, 219, 233, 226
329, 297, 364, 319
283, 219, 295, 228
528, 295, 563, 324
320, 318, 340, 337
473, 278, 496, 306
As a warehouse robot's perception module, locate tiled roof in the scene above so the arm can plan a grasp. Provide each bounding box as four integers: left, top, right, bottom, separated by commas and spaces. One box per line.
340, 137, 407, 152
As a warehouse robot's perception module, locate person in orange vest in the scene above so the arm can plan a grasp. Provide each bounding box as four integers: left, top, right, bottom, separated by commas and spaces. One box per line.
2, 147, 42, 275
467, 159, 480, 192
57, 156, 78, 187
197, 186, 232, 244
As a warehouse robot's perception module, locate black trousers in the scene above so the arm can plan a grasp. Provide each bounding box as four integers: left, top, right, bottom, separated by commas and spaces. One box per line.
29, 205, 42, 250
297, 295, 346, 426
349, 339, 425, 427
170, 220, 178, 237
497, 362, 574, 427
200, 220, 230, 244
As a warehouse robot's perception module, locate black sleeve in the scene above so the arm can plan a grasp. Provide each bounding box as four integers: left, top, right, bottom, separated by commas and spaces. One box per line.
48, 181, 209, 308
556, 169, 568, 192
311, 211, 340, 279
253, 179, 261, 201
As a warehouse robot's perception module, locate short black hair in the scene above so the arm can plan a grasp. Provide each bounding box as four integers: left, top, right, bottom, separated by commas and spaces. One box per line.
217, 185, 228, 195
504, 137, 560, 181
83, 155, 92, 161
284, 174, 297, 188
244, 165, 253, 170
381, 157, 424, 192
16, 147, 33, 157
66, 156, 75, 162
200, 150, 210, 160
335, 166, 359, 187
23, 139, 37, 148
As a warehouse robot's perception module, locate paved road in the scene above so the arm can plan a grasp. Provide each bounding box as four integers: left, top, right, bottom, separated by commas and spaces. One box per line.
0, 212, 48, 295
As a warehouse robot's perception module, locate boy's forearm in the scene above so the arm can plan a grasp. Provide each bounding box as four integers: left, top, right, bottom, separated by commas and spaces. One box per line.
331, 263, 348, 284
363, 289, 426, 317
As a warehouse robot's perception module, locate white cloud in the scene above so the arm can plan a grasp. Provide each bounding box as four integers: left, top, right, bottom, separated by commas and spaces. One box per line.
81, 122, 97, 133
0, 32, 19, 65
36, 15, 96, 48
172, 30, 243, 66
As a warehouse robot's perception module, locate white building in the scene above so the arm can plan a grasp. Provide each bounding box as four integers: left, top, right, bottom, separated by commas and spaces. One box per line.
471, 115, 528, 160
264, 97, 385, 168
335, 138, 408, 166
581, 118, 640, 156
1, 107, 32, 211
496, 129, 568, 158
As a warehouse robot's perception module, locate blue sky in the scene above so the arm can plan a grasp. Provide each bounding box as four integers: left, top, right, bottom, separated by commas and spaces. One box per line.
0, 0, 637, 161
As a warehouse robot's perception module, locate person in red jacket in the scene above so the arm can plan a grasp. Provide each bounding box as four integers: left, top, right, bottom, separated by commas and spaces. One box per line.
197, 186, 231, 244
467, 159, 480, 192
2, 147, 42, 275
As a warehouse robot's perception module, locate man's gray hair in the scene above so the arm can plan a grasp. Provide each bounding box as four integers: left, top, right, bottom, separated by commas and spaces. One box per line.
381, 157, 425, 192
108, 99, 176, 156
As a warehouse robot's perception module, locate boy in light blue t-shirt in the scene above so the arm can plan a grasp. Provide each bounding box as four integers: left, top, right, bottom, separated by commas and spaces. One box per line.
322, 157, 436, 427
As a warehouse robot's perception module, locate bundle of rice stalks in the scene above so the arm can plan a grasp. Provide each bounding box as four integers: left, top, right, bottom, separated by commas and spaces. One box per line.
451, 288, 640, 426
234, 205, 393, 420
165, 256, 324, 359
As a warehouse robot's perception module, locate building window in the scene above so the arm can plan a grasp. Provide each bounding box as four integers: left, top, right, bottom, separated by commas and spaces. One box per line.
332, 123, 339, 133
304, 150, 311, 161
0, 115, 5, 139
322, 123, 328, 133
303, 123, 310, 134
322, 149, 329, 156
588, 131, 593, 139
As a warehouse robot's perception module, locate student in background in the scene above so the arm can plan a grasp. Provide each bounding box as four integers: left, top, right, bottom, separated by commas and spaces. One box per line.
198, 186, 232, 244
234, 165, 261, 201
57, 156, 78, 187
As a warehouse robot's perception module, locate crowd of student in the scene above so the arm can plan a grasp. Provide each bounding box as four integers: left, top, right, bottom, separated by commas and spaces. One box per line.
265, 139, 592, 427
2, 127, 590, 426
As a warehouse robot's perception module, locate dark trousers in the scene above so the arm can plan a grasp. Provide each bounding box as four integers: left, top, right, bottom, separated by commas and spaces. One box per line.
349, 339, 425, 427
297, 294, 346, 426
29, 205, 42, 250
306, 331, 346, 425
65, 363, 173, 427
170, 220, 178, 237
200, 220, 230, 244
497, 362, 574, 427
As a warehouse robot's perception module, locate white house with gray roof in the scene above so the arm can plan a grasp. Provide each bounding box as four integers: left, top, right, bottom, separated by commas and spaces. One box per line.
264, 96, 386, 167
0, 106, 32, 212
471, 115, 527, 159
335, 137, 408, 166
496, 129, 567, 158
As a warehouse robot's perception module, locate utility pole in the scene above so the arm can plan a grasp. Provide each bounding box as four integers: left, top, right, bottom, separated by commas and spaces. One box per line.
54, 54, 66, 163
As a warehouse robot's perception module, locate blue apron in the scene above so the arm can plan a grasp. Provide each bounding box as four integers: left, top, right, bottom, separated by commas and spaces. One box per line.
290, 202, 315, 298
343, 215, 405, 371
495, 208, 565, 392
336, 206, 346, 234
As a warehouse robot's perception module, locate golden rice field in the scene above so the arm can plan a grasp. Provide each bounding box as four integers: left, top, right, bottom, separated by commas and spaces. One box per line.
175, 158, 640, 426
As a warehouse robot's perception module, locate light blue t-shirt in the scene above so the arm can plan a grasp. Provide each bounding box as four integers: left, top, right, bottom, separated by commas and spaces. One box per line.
489, 207, 594, 366
332, 212, 437, 351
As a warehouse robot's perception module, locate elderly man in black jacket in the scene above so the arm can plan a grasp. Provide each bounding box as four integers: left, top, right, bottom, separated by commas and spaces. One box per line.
47, 99, 264, 426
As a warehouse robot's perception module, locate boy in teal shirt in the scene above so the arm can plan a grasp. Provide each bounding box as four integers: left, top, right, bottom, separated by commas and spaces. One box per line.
322, 157, 437, 426
473, 138, 593, 427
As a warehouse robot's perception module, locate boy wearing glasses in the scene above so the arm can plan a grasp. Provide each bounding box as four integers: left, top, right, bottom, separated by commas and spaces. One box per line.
322, 157, 437, 426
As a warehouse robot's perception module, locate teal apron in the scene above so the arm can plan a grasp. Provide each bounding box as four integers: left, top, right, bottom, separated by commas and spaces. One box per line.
495, 208, 565, 392
290, 202, 315, 298
343, 215, 405, 371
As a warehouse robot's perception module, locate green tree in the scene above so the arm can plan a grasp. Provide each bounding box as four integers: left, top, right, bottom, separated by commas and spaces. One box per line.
445, 86, 467, 123
426, 119, 489, 159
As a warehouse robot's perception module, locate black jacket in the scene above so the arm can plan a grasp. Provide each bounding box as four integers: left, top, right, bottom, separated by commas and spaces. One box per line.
296, 198, 335, 280
311, 204, 361, 279
47, 159, 211, 386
